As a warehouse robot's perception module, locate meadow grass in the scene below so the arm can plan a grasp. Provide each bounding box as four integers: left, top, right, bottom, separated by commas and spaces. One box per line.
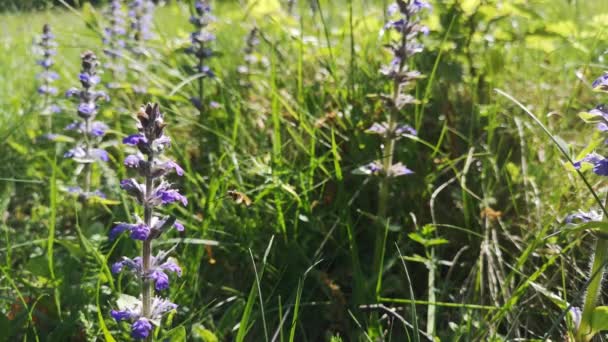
3, 0, 608, 341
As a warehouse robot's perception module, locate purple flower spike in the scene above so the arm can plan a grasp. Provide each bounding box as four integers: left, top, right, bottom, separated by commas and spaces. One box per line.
131, 318, 153, 340
111, 103, 185, 337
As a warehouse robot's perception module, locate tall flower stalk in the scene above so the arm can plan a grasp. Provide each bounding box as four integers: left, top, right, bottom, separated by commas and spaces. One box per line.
567, 75, 608, 341
103, 0, 127, 89
187, 0, 215, 115
355, 0, 428, 297
65, 51, 110, 198
36, 24, 60, 130
126, 0, 155, 95
110, 103, 187, 340
237, 27, 260, 90
128, 0, 155, 57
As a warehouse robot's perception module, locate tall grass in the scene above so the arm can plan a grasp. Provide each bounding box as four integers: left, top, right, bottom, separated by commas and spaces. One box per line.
2, 0, 608, 340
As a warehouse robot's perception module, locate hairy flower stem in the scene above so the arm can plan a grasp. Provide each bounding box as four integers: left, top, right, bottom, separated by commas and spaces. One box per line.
198, 54, 204, 123
373, 83, 399, 297
84, 118, 93, 193
578, 193, 608, 341
142, 153, 154, 339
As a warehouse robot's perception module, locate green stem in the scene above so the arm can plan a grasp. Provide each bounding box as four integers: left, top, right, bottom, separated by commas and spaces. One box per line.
577, 192, 608, 341
577, 238, 608, 340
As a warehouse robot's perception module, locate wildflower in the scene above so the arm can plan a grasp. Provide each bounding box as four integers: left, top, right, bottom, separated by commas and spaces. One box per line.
128, 0, 155, 55
36, 24, 61, 121
110, 103, 186, 338
64, 51, 110, 197
238, 27, 260, 88
187, 0, 216, 111
354, 0, 428, 179
103, 0, 127, 83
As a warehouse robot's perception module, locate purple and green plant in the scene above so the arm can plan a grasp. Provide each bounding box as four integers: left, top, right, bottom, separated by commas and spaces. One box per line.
562, 73, 608, 341
237, 26, 260, 90
104, 0, 127, 89
64, 51, 110, 199
353, 0, 428, 289
109, 103, 186, 340
36, 24, 60, 129
128, 0, 155, 56
187, 0, 215, 114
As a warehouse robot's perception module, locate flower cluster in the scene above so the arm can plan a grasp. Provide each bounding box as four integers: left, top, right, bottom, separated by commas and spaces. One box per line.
237, 27, 260, 89
36, 24, 61, 117
188, 0, 216, 111
111, 296, 178, 339
573, 77, 608, 175
355, 0, 429, 177
110, 103, 186, 339
64, 51, 110, 198
103, 0, 127, 87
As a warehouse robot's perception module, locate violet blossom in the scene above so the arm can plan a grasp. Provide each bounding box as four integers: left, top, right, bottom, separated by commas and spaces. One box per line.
110, 103, 186, 339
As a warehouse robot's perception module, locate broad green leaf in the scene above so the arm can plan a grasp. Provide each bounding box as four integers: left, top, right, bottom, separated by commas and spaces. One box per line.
163, 326, 186, 341
563, 221, 608, 234
592, 306, 608, 332
192, 324, 219, 342
578, 111, 605, 124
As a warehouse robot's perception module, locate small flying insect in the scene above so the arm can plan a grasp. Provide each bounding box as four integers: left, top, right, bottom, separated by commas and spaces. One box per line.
226, 190, 252, 207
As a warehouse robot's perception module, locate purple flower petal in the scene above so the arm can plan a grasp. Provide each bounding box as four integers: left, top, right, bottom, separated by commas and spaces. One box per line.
130, 224, 150, 241
388, 162, 414, 177
92, 148, 109, 162
111, 309, 133, 322
160, 260, 182, 277
109, 223, 131, 240
124, 154, 144, 168
150, 269, 169, 290
173, 221, 184, 232
155, 189, 188, 206
131, 318, 152, 340
123, 134, 147, 146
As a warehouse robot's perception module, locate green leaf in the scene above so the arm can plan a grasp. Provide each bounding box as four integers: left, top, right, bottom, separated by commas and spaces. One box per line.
592, 306, 608, 332
578, 111, 605, 124
0, 314, 10, 342
192, 324, 219, 342
563, 221, 608, 234
162, 326, 186, 341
